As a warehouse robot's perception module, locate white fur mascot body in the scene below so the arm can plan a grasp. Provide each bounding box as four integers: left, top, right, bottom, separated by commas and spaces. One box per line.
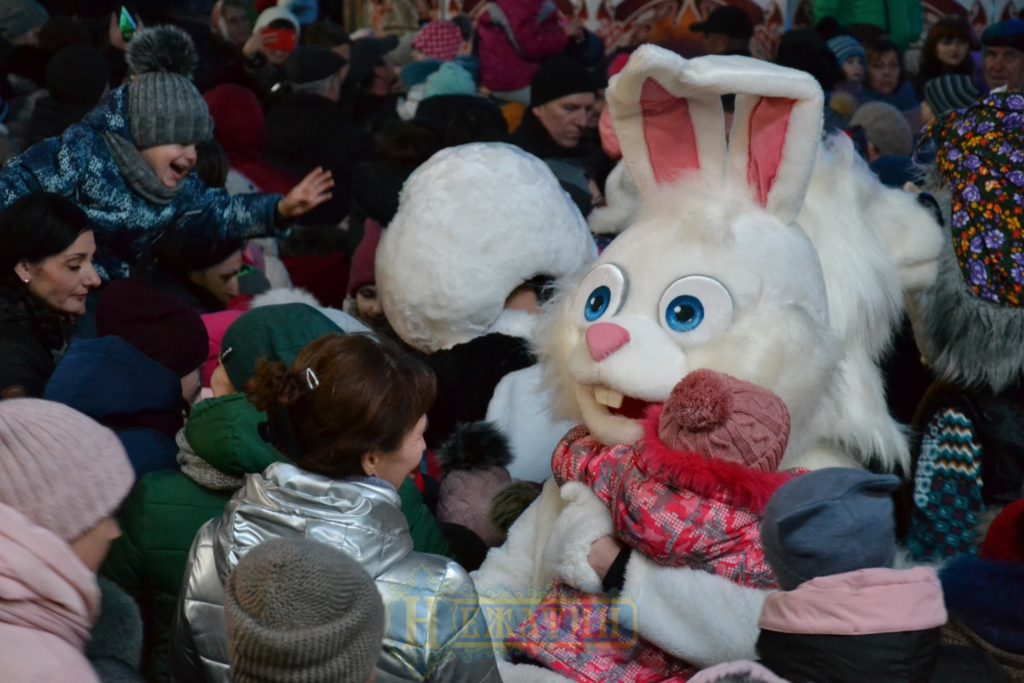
473, 47, 944, 681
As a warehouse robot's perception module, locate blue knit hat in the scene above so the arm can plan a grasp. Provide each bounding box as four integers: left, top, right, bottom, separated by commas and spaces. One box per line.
981, 19, 1024, 51
424, 62, 476, 99
760, 468, 901, 590
827, 35, 866, 65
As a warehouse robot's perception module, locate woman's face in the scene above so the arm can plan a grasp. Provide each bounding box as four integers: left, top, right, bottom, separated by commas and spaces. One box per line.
365, 414, 427, 489
936, 36, 970, 67
188, 250, 243, 306
15, 231, 101, 316
68, 517, 121, 572
140, 143, 198, 189
868, 50, 901, 95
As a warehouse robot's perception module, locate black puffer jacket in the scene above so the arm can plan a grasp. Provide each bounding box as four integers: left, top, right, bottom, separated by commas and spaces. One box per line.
0, 285, 72, 397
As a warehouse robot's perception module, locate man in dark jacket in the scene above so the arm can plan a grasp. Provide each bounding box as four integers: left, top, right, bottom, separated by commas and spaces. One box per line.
266, 46, 373, 226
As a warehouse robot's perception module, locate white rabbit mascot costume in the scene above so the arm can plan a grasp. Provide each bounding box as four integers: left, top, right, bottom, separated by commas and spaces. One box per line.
473, 47, 944, 682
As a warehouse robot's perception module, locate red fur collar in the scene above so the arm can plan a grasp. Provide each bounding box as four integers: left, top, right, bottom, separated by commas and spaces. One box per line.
639, 405, 798, 513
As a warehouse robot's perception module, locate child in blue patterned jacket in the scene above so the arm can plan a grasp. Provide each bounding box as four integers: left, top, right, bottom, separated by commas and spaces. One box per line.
0, 25, 333, 281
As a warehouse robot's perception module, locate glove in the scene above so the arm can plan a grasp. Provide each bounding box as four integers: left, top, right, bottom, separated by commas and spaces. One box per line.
540, 482, 614, 593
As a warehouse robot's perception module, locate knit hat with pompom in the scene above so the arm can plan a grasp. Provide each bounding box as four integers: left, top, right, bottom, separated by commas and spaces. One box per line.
657, 369, 790, 472
126, 25, 212, 148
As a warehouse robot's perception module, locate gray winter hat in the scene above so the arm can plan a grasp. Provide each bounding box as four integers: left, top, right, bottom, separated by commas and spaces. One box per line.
225, 537, 385, 683
0, 0, 47, 43
125, 25, 212, 148
760, 467, 901, 590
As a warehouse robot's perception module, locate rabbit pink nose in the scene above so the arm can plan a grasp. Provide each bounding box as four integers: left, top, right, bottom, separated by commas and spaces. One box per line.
586, 322, 631, 361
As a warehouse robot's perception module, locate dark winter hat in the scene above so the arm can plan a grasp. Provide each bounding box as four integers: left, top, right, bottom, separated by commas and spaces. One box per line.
284, 45, 346, 84
760, 468, 901, 590
690, 5, 753, 40
220, 303, 340, 389
924, 74, 980, 118
347, 219, 382, 297
225, 537, 385, 683
46, 45, 109, 109
827, 35, 866, 65
349, 35, 399, 85
530, 56, 597, 107
0, 399, 133, 543
96, 278, 209, 377
981, 19, 1024, 51
125, 25, 213, 148
0, 0, 47, 43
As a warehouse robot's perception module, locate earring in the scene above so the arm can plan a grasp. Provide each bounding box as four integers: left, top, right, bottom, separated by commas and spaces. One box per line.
21, 277, 29, 284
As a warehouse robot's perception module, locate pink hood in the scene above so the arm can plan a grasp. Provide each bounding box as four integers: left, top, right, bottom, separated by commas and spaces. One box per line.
759, 566, 947, 636
0, 503, 100, 675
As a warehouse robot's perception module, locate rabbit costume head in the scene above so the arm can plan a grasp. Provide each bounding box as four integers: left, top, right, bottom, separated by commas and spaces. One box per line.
539, 47, 942, 471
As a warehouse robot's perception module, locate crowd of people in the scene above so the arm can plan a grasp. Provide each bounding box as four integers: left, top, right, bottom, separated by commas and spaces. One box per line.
0, 0, 1022, 681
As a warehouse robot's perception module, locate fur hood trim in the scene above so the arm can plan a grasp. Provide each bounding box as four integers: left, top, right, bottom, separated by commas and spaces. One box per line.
941, 555, 1024, 626
437, 421, 513, 471
640, 406, 797, 514
249, 287, 321, 309
911, 230, 1024, 392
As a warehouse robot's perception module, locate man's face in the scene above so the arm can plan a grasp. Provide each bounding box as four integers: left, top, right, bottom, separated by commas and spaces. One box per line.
984, 45, 1024, 91
533, 92, 596, 149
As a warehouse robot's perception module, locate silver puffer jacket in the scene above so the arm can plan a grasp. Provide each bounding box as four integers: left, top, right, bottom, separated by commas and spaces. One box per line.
170, 463, 501, 682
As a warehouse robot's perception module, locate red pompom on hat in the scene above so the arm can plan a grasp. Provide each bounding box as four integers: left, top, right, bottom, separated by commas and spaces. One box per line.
657, 369, 791, 472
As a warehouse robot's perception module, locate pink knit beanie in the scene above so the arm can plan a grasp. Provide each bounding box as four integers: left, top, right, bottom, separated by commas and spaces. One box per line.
657, 370, 790, 472
0, 399, 134, 542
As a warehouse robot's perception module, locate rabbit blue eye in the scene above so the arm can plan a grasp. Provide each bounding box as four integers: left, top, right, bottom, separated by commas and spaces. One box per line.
584, 286, 612, 322
665, 295, 704, 332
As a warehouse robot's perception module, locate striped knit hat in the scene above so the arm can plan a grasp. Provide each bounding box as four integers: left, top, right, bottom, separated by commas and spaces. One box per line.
924, 74, 980, 118
827, 35, 865, 65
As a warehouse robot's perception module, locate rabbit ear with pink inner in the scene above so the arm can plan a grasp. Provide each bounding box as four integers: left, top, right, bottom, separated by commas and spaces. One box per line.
607, 47, 824, 224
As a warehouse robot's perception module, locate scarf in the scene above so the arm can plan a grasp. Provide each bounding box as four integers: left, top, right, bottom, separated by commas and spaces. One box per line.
102, 131, 180, 205
175, 429, 244, 492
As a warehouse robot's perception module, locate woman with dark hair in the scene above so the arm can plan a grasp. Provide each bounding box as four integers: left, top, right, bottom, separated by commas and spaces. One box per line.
0, 192, 101, 397
914, 16, 979, 96
147, 224, 246, 313
862, 37, 921, 127
172, 333, 500, 682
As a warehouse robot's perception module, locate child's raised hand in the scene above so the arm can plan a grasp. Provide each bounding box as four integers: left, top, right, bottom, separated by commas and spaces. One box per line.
278, 167, 334, 219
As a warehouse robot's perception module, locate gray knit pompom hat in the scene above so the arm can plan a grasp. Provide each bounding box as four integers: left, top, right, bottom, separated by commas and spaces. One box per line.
225, 537, 386, 683
125, 25, 212, 148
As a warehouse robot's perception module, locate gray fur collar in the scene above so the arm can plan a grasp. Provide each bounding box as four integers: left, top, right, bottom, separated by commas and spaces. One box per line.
910, 231, 1024, 393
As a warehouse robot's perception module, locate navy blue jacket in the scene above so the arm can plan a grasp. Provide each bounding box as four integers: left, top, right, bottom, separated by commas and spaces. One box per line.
44, 336, 183, 478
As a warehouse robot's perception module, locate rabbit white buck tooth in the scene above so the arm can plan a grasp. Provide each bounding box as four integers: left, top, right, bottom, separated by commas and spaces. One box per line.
594, 385, 624, 409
